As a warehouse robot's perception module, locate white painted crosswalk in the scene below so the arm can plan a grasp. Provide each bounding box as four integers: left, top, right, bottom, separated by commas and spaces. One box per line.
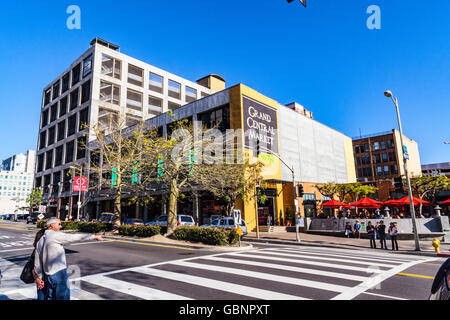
0, 247, 439, 300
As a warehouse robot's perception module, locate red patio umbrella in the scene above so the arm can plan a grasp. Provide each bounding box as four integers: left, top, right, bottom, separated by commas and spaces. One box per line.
350, 197, 383, 208
383, 199, 403, 207
440, 199, 450, 205
321, 199, 347, 209
396, 196, 430, 207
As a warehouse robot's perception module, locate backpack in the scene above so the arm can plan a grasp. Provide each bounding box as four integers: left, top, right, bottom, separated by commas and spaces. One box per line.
20, 250, 36, 284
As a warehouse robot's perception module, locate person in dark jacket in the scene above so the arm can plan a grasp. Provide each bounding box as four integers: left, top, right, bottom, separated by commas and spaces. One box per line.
344, 222, 352, 238
367, 221, 376, 249
377, 220, 388, 250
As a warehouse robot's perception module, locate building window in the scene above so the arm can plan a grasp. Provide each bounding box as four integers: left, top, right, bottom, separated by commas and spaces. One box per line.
388, 152, 395, 162
79, 107, 89, 131
373, 142, 380, 151
168, 101, 181, 111
52, 81, 60, 100
354, 145, 359, 154
65, 141, 75, 164
72, 64, 81, 86
357, 168, 363, 177
59, 97, 68, 117
41, 109, 49, 128
168, 80, 181, 99
185, 86, 197, 103
381, 141, 386, 150
53, 172, 61, 188
67, 114, 77, 137
77, 136, 86, 160
356, 157, 361, 166
39, 131, 47, 150
50, 104, 58, 123
47, 126, 56, 146
201, 92, 210, 98
101, 54, 121, 79
100, 81, 120, 105
148, 96, 162, 117
382, 153, 388, 163
45, 150, 53, 170
70, 88, 79, 111
37, 154, 44, 173
44, 89, 51, 106
303, 194, 316, 201
126, 89, 143, 112
149, 73, 163, 93
127, 64, 144, 87
384, 166, 389, 175
126, 114, 141, 127
62, 73, 70, 93
83, 55, 93, 77
198, 106, 230, 132
55, 145, 63, 167
98, 108, 119, 129
392, 164, 398, 174
81, 80, 91, 104
387, 139, 394, 149
377, 166, 382, 176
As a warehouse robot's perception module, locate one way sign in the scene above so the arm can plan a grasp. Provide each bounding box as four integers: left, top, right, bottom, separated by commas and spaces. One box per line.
287, 0, 307, 7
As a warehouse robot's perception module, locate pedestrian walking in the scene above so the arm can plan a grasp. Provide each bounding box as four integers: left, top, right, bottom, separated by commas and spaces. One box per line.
32, 227, 47, 300
388, 222, 399, 251
377, 220, 388, 250
367, 221, 377, 248
344, 222, 352, 238
353, 220, 361, 239
34, 218, 103, 300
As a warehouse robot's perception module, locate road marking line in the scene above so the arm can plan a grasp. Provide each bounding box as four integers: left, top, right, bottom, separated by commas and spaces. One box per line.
133, 266, 309, 300
331, 257, 440, 300
0, 226, 32, 232
103, 238, 195, 251
361, 292, 406, 300
171, 260, 350, 293
420, 263, 441, 266
0, 247, 34, 253
201, 256, 368, 282
229, 252, 384, 273
249, 251, 397, 268
82, 275, 191, 300
396, 272, 435, 280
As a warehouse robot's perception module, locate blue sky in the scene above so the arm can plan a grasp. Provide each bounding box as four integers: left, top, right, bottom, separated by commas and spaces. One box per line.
0, 0, 448, 165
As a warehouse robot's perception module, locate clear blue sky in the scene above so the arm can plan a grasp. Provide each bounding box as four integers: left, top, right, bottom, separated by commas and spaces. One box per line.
0, 0, 448, 165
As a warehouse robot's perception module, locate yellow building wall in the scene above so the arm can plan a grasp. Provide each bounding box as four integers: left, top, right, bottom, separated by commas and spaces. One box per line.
344, 136, 357, 183
394, 130, 422, 178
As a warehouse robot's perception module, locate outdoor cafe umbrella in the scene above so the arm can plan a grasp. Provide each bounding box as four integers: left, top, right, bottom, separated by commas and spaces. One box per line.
321, 199, 347, 209
383, 199, 403, 207
350, 197, 383, 208
440, 199, 450, 205
396, 196, 430, 207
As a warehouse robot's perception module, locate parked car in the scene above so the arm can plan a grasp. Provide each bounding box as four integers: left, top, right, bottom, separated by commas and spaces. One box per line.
429, 258, 450, 300
98, 213, 115, 223
201, 217, 248, 236
124, 218, 145, 226
145, 215, 196, 227
26, 215, 38, 224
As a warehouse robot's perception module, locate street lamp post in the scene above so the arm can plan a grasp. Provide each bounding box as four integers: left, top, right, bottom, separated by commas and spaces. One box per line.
384, 90, 421, 251
70, 165, 83, 221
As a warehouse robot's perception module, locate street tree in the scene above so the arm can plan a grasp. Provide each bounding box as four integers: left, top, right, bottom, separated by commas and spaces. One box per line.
409, 175, 450, 214
26, 188, 43, 214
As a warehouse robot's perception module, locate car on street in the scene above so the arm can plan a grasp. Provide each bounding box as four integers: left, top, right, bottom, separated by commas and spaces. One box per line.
26, 215, 38, 224
429, 258, 450, 300
98, 212, 115, 223
145, 215, 196, 227
201, 217, 248, 236
124, 218, 145, 226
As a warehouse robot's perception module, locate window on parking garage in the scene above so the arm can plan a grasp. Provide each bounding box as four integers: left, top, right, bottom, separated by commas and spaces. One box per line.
45, 150, 53, 170
185, 86, 197, 103
50, 104, 58, 123
83, 55, 93, 77
98, 107, 119, 129
100, 81, 120, 105
55, 145, 63, 167
81, 80, 91, 104
47, 126, 55, 146
128, 64, 144, 87
101, 54, 121, 79
67, 114, 77, 137
72, 64, 81, 86
62, 73, 70, 93
52, 81, 60, 100
41, 109, 49, 128
77, 136, 86, 160
148, 95, 162, 117
79, 107, 89, 131
39, 131, 47, 150
59, 97, 68, 117
44, 88, 51, 106
65, 141, 74, 164
126, 114, 141, 127
57, 120, 65, 141
149, 73, 163, 93
70, 88, 79, 111
168, 80, 181, 99
37, 154, 44, 172
126, 89, 143, 112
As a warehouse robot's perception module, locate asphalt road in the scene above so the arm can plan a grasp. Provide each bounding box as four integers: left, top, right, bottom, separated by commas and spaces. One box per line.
0, 221, 446, 301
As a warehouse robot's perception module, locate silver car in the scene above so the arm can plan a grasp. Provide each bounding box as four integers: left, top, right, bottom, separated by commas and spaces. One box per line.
145, 215, 196, 227
201, 217, 248, 236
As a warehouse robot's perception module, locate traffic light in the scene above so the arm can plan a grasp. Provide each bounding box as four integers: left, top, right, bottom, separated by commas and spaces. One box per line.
296, 184, 304, 198
287, 0, 307, 7
394, 177, 404, 191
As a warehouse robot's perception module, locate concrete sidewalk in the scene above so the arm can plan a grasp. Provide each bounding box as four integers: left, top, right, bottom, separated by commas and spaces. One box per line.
244, 231, 450, 257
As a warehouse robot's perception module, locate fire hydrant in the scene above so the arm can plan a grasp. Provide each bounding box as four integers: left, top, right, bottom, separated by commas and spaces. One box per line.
432, 238, 440, 254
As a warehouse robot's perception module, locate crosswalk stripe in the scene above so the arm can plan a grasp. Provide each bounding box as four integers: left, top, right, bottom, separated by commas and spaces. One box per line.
252, 251, 396, 268
133, 266, 309, 300
229, 253, 383, 273
200, 256, 368, 282
82, 275, 191, 300
268, 248, 405, 265
273, 247, 417, 263
170, 260, 350, 293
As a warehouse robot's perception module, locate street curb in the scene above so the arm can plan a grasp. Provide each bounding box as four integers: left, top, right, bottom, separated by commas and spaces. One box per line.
102, 234, 255, 252
243, 237, 442, 257
437, 253, 450, 258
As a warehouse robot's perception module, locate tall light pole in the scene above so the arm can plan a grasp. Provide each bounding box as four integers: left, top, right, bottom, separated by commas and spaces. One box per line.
384, 90, 421, 251
70, 165, 83, 221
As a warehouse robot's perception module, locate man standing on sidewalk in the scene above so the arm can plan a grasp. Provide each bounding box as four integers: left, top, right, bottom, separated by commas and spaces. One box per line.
377, 220, 388, 250
34, 218, 103, 300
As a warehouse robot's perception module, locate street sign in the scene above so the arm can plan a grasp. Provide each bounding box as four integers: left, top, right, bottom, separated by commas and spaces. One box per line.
38, 214, 45, 220
38, 205, 46, 213
297, 217, 305, 227
233, 209, 242, 225
236, 225, 243, 237
73, 176, 88, 192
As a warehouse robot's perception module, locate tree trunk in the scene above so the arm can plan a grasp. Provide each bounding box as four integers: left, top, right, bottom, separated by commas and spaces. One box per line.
166, 177, 178, 236
113, 191, 121, 230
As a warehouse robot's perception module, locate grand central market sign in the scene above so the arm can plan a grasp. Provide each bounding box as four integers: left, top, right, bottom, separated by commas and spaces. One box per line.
243, 96, 279, 156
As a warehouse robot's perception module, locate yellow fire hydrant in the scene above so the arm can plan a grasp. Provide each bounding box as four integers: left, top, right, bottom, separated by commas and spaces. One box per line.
432, 238, 440, 254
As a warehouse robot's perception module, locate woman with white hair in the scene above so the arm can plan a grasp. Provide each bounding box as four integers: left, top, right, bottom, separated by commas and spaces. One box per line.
34, 218, 103, 300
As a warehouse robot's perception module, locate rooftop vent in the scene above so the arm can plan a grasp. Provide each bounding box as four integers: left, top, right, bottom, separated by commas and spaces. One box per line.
90, 37, 120, 51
